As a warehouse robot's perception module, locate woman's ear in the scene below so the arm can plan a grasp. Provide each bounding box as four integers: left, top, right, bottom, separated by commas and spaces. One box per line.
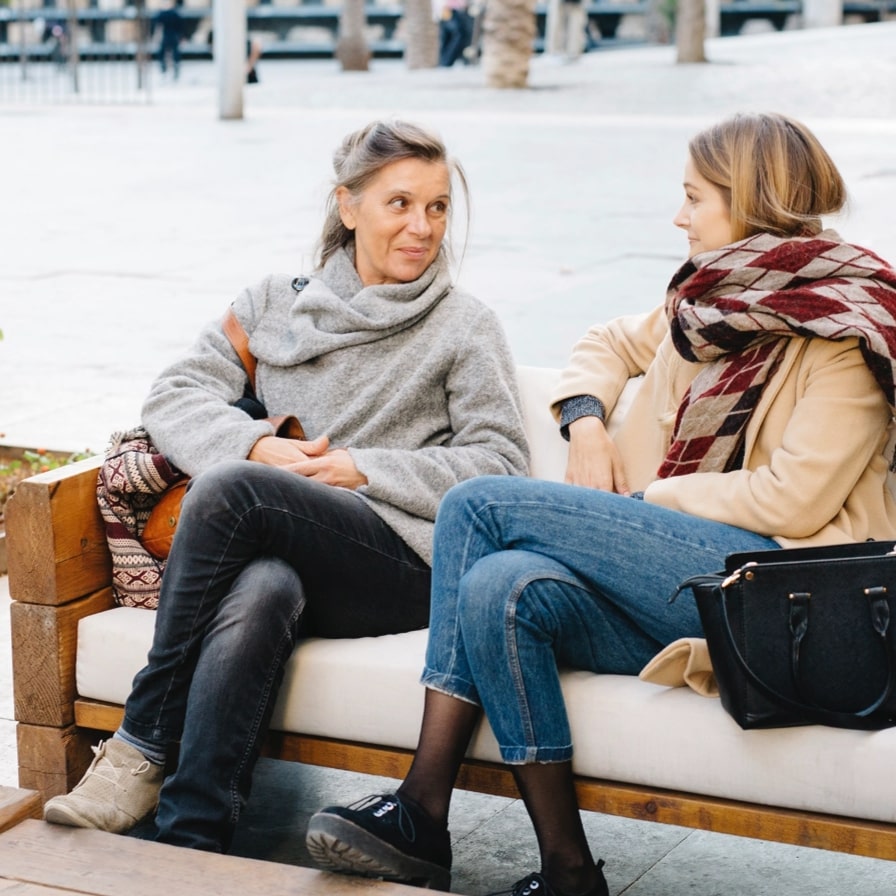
335, 186, 356, 231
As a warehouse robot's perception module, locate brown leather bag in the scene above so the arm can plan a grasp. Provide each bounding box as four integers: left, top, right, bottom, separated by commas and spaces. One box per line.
141, 308, 305, 560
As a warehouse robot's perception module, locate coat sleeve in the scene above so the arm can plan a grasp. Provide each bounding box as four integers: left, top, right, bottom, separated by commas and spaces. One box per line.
348, 305, 530, 519
550, 304, 669, 422
140, 279, 277, 475
644, 337, 892, 539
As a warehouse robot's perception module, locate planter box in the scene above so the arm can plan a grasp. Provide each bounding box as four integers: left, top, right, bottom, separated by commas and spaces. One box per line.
0, 446, 87, 576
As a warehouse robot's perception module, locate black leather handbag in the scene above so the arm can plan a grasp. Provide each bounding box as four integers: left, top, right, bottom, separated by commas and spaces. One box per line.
677, 540, 896, 730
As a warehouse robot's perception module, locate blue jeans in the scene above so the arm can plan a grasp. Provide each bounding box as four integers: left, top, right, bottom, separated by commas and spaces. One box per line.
421, 476, 778, 763
439, 10, 473, 66
118, 460, 430, 851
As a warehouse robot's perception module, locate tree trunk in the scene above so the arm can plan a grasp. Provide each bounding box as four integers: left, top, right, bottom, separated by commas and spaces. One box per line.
337, 0, 371, 71
404, 0, 439, 69
676, 0, 707, 62
482, 0, 536, 88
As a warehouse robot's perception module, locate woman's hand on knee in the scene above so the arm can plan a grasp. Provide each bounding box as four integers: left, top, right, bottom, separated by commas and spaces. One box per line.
565, 417, 630, 495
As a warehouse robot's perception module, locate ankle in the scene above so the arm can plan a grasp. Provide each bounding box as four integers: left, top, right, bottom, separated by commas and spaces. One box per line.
114, 730, 165, 766
541, 857, 603, 896
395, 786, 447, 831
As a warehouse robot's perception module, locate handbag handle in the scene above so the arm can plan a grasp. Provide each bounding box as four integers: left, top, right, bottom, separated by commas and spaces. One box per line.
222, 307, 257, 392
716, 581, 896, 729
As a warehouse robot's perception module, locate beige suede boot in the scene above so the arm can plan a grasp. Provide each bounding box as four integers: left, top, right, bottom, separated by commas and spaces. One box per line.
43, 738, 164, 834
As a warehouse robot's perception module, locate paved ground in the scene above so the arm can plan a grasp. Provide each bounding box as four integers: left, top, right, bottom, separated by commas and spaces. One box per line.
2, 20, 896, 894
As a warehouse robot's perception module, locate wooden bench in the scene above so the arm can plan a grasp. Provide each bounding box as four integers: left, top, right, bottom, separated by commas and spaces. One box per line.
8, 361, 896, 864
719, 0, 801, 35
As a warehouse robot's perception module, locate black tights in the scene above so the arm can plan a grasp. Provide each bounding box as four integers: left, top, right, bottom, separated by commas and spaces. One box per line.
397, 689, 600, 895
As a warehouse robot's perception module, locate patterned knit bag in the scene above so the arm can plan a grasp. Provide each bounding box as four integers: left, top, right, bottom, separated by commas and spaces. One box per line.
96, 426, 185, 609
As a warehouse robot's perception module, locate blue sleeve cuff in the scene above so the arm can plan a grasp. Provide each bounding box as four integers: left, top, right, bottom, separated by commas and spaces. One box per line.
559, 395, 606, 442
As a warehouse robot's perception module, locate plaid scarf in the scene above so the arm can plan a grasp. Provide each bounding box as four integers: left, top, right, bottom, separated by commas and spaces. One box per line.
657, 230, 896, 479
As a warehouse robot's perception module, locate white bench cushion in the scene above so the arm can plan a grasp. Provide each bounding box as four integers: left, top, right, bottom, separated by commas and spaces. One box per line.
77, 606, 896, 825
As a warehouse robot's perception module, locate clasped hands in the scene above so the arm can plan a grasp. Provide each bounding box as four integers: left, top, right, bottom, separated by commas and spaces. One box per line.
248, 434, 368, 489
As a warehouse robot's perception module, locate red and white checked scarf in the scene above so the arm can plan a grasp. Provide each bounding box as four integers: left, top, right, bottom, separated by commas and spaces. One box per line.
657, 230, 896, 479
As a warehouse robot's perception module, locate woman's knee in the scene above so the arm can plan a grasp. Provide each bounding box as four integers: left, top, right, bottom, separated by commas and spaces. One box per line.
457, 550, 545, 624
435, 475, 534, 545
215, 557, 306, 645
181, 460, 258, 512
458, 550, 578, 640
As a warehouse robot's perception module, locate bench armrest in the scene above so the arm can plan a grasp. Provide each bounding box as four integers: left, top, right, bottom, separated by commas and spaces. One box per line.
6, 455, 110, 607
6, 456, 116, 732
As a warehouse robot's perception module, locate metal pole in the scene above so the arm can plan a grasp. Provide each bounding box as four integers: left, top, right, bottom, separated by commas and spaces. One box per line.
66, 0, 79, 95
214, 0, 244, 120
18, 0, 28, 83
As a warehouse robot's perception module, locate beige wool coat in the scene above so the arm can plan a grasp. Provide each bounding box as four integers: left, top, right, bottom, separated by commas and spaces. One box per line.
552, 303, 896, 548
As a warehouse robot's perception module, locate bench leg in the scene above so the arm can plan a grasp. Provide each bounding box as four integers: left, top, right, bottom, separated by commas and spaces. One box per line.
16, 722, 95, 804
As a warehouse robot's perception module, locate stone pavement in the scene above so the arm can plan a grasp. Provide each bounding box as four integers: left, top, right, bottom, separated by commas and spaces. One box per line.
2, 20, 896, 894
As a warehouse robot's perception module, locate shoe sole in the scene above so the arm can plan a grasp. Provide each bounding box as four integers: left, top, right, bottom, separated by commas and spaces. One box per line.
44, 801, 106, 830
44, 798, 156, 834
306, 813, 451, 891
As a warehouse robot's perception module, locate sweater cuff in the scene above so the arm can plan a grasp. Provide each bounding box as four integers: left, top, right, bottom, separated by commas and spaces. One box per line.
559, 395, 606, 442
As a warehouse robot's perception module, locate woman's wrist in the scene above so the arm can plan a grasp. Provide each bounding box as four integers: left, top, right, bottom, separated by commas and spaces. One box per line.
559, 395, 606, 441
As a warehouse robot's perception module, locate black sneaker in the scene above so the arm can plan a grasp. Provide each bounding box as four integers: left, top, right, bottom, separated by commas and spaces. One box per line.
488, 861, 609, 896
306, 793, 452, 890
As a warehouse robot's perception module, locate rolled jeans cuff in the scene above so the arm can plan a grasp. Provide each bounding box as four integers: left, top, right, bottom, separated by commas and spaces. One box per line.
420, 668, 481, 707
115, 726, 168, 766
420, 669, 573, 764
498, 744, 573, 764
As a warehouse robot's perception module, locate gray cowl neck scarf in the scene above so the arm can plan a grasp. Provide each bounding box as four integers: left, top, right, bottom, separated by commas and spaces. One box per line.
252, 245, 453, 366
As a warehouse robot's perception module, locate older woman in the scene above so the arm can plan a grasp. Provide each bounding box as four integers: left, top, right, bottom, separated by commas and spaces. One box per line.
43, 119, 529, 853
307, 113, 896, 896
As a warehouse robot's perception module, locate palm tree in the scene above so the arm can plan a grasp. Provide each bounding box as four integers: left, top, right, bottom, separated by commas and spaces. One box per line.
404, 0, 439, 68
481, 0, 536, 88
337, 0, 371, 71
676, 0, 707, 62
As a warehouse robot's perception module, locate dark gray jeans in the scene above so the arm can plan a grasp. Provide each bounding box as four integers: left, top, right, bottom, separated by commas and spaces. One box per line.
118, 460, 431, 852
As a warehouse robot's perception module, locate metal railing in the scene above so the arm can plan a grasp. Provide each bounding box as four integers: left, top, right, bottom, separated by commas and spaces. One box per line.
0, 0, 152, 103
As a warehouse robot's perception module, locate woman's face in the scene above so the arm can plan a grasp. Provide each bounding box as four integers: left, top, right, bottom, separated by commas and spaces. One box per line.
673, 156, 733, 258
337, 158, 451, 286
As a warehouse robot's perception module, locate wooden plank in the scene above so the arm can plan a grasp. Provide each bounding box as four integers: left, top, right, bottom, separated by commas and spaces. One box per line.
0, 786, 43, 832
269, 730, 417, 781
17, 723, 97, 800
74, 698, 124, 733
6, 456, 111, 607
570, 778, 896, 861
0, 881, 79, 895
12, 588, 115, 727
0, 820, 435, 895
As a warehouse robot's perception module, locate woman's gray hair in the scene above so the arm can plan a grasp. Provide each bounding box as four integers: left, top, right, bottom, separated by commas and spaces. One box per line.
315, 120, 470, 270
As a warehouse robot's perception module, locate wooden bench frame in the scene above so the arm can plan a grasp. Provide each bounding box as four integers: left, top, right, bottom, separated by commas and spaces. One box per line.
7, 456, 896, 862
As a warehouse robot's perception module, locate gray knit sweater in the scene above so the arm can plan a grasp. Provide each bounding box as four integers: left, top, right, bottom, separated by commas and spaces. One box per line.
141, 248, 530, 563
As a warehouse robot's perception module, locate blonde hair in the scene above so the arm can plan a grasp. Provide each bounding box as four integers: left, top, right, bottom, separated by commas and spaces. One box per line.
688, 112, 847, 242
316, 120, 470, 270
